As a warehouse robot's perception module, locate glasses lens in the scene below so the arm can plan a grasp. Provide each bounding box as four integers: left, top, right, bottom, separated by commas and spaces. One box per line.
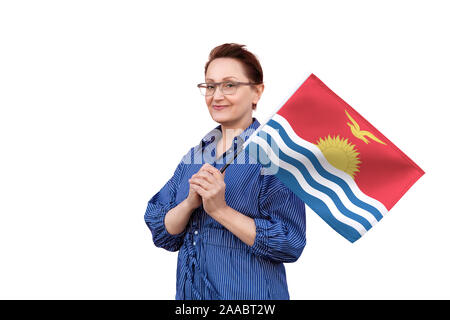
206, 84, 216, 96
199, 82, 237, 96
222, 82, 237, 95
199, 83, 215, 96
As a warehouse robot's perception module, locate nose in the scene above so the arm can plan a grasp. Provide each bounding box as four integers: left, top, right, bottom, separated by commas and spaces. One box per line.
212, 85, 225, 100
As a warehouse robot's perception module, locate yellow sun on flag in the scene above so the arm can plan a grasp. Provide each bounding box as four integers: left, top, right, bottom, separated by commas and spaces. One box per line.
315, 135, 362, 179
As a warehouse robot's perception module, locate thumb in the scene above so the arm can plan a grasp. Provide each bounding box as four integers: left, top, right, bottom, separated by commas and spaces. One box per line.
219, 166, 226, 178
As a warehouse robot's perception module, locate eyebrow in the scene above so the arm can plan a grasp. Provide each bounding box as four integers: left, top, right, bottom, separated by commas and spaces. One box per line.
205, 76, 238, 82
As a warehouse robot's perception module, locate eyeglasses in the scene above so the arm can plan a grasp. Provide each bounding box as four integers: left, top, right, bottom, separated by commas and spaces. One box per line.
197, 81, 262, 96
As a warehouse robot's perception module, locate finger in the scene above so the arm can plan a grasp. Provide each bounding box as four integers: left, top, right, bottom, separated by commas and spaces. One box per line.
196, 171, 215, 184
202, 165, 223, 180
195, 164, 214, 178
206, 167, 225, 181
202, 163, 215, 169
217, 168, 226, 179
189, 177, 212, 190
198, 164, 225, 183
199, 163, 214, 173
191, 183, 207, 197
199, 164, 214, 174
191, 168, 212, 179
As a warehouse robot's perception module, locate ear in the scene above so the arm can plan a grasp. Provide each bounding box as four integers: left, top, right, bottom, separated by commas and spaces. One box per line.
252, 83, 264, 105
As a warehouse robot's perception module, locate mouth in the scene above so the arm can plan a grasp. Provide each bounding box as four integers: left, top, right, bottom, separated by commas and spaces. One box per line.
212, 105, 229, 110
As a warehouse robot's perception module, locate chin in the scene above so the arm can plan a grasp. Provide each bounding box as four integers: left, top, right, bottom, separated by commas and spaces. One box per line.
211, 114, 231, 124
210, 109, 233, 123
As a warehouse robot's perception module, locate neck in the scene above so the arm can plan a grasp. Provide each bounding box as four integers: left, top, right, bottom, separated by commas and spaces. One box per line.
220, 116, 253, 142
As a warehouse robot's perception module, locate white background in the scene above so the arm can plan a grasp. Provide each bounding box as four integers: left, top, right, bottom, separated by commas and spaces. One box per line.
0, 0, 448, 299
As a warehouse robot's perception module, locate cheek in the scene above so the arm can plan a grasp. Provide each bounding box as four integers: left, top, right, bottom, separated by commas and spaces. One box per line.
235, 91, 253, 105
233, 96, 253, 112
227, 94, 245, 107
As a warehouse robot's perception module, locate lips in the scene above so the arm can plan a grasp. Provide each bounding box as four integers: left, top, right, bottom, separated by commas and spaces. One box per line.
213, 105, 229, 110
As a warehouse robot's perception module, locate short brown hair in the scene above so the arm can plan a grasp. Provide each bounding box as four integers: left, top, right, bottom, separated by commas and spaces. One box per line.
204, 43, 263, 110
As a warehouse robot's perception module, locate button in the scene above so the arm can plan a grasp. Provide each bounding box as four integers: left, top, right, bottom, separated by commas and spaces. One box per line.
194, 230, 198, 235
193, 241, 196, 246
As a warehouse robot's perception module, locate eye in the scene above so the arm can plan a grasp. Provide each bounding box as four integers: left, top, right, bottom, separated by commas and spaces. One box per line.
206, 84, 215, 89
225, 82, 236, 88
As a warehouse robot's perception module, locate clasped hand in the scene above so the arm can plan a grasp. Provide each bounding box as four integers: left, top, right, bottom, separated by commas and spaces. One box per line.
188, 163, 227, 218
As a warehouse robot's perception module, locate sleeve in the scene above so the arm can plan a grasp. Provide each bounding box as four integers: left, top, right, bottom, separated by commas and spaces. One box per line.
249, 175, 307, 263
144, 157, 188, 252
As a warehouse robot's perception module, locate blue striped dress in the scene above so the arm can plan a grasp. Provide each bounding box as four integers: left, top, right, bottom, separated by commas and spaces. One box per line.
144, 117, 306, 300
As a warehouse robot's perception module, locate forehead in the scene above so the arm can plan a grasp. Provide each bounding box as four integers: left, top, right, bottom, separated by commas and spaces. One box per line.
205, 58, 247, 81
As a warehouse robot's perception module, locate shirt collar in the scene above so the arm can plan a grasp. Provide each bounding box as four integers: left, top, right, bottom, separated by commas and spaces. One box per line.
197, 117, 261, 152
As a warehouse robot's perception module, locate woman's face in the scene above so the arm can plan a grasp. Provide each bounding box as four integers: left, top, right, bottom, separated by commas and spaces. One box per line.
205, 57, 263, 126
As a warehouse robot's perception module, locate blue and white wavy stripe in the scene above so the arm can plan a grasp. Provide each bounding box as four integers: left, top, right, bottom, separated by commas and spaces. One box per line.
270, 114, 387, 218
246, 114, 388, 242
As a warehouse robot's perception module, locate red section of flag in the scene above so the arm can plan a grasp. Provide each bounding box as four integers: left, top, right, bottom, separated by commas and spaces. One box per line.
277, 74, 424, 210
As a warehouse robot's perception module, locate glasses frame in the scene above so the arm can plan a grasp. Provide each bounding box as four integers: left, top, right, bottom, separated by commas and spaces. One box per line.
197, 81, 262, 96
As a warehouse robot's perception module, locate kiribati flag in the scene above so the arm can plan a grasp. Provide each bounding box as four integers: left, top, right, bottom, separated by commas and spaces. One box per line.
244, 74, 425, 242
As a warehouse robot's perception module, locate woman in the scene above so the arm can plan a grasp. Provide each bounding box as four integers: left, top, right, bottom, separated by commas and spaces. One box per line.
144, 43, 306, 300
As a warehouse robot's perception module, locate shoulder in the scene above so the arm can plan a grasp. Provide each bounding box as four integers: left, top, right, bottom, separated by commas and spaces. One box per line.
169, 146, 196, 178
180, 146, 196, 165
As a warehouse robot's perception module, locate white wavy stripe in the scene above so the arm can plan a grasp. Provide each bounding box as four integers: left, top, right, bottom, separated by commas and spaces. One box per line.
272, 113, 388, 217
262, 125, 378, 226
253, 135, 367, 237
